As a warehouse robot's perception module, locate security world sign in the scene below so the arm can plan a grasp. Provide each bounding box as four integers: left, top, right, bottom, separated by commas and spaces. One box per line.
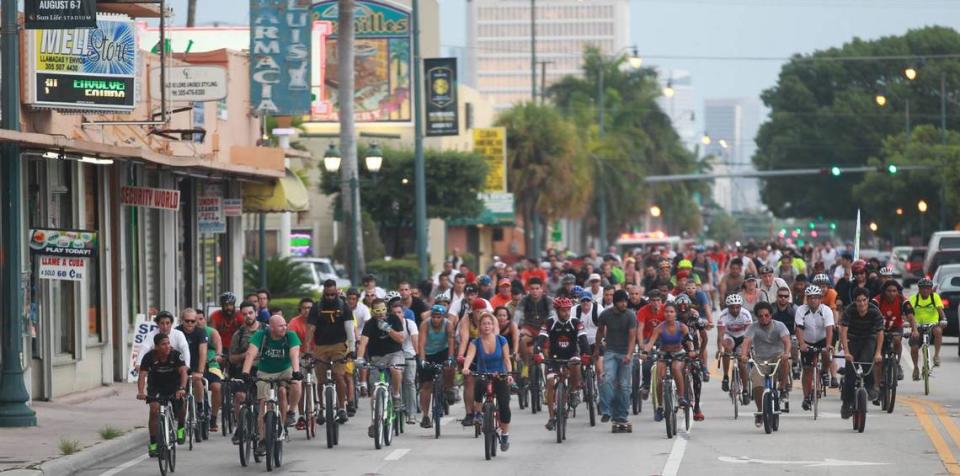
250, 0, 313, 115
27, 15, 138, 112
310, 0, 412, 122
25, 0, 97, 29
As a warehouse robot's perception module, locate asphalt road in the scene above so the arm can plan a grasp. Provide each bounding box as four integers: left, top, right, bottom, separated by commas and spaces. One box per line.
80, 334, 960, 476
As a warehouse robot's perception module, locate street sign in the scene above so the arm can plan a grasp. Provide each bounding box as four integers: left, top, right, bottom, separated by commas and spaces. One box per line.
474, 128, 507, 193
149, 66, 227, 102
25, 0, 96, 29
120, 186, 181, 210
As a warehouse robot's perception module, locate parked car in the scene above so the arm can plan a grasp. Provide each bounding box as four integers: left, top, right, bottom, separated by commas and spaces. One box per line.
924, 231, 960, 276
902, 247, 927, 286
292, 257, 352, 292
924, 249, 960, 281
932, 263, 960, 289
891, 246, 913, 278
932, 272, 960, 339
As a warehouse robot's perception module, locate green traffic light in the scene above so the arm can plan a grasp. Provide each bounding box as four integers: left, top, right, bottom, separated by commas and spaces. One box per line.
887, 164, 898, 174
831, 166, 841, 176
808, 222, 816, 229
830, 222, 837, 230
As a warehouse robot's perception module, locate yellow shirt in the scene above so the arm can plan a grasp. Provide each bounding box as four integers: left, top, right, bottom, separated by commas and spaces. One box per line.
910, 292, 944, 325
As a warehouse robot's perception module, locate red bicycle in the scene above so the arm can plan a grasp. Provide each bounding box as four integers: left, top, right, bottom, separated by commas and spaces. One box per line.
473, 372, 506, 461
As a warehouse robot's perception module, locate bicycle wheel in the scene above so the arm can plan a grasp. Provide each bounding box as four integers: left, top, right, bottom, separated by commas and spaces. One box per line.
856, 388, 867, 433
664, 384, 674, 439
631, 364, 641, 415
433, 384, 443, 439
273, 420, 284, 469
730, 366, 740, 420
812, 363, 820, 420
186, 396, 195, 451
238, 407, 250, 466
586, 369, 597, 427
264, 411, 275, 471
483, 403, 495, 461
383, 394, 394, 447
158, 416, 169, 476
374, 391, 384, 449
556, 380, 566, 444
684, 371, 694, 432
168, 414, 177, 472
302, 384, 313, 440
923, 345, 931, 396
531, 365, 542, 414
199, 398, 209, 441
762, 392, 773, 434
887, 361, 897, 414
325, 386, 336, 448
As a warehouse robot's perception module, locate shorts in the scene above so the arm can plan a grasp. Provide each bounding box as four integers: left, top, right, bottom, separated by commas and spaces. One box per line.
204, 367, 224, 385
314, 342, 350, 376
587, 343, 604, 357
420, 350, 450, 383
800, 339, 828, 366
147, 389, 184, 414
256, 368, 293, 401
369, 351, 405, 369
749, 355, 782, 389
909, 325, 940, 346
722, 334, 745, 351
545, 357, 580, 375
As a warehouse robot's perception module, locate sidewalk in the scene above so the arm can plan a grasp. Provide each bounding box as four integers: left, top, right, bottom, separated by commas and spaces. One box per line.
0, 383, 146, 474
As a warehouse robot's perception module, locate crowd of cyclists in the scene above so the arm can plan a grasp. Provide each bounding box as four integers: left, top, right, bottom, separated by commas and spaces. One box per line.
135, 240, 948, 462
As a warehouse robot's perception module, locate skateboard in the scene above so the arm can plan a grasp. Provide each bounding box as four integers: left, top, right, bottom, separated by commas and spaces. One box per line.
611, 422, 632, 433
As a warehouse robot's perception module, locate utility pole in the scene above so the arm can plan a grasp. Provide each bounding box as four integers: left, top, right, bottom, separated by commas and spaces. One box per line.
940, 72, 948, 230
338, 0, 364, 284
597, 67, 607, 251
529, 0, 541, 262
538, 60, 553, 104
0, 0, 37, 427
413, 0, 429, 278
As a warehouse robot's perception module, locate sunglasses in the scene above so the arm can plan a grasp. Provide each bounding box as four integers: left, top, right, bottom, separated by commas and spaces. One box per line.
777, 294, 790, 298
183, 319, 196, 324
324, 292, 338, 298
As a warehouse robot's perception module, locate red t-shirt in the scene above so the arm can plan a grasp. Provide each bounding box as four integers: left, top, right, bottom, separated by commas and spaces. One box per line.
521, 268, 548, 288
490, 293, 512, 309
288, 315, 309, 345
871, 294, 913, 330
210, 309, 243, 349
636, 303, 665, 341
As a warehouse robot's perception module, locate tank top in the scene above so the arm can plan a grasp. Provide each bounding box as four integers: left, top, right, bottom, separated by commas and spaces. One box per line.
473, 335, 507, 373
424, 319, 449, 355
660, 323, 684, 348
468, 317, 480, 339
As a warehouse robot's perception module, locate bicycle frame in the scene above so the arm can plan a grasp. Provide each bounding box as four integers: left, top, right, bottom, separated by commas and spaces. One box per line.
474, 372, 504, 460
148, 396, 177, 476
750, 353, 783, 434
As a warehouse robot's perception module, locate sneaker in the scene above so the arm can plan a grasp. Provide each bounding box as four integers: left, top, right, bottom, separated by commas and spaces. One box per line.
209, 421, 219, 434
231, 430, 242, 445
782, 400, 790, 414
176, 427, 185, 445
654, 407, 664, 422
913, 367, 921, 381
702, 369, 710, 383
741, 391, 751, 405
500, 433, 510, 452
545, 417, 556, 431
406, 415, 417, 425
754, 414, 763, 428
295, 416, 306, 430
693, 409, 704, 421
679, 397, 690, 408
897, 364, 904, 381
346, 401, 357, 417
868, 388, 879, 402
802, 397, 811, 411
461, 414, 475, 426
420, 416, 432, 429
255, 440, 266, 457
640, 385, 650, 400
934, 356, 941, 367
600, 414, 611, 423
821, 373, 830, 388
721, 377, 730, 392
840, 403, 852, 419
360, 385, 368, 398
337, 409, 349, 424
830, 376, 839, 388
368, 425, 377, 438
570, 391, 581, 407
286, 410, 296, 427
148, 443, 158, 458
317, 411, 326, 426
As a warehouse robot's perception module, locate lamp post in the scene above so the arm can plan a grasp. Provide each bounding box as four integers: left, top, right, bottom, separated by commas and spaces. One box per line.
412, 0, 429, 279
324, 143, 383, 285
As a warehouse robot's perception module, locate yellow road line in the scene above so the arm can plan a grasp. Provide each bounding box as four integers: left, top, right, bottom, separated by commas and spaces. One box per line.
925, 400, 960, 453
903, 398, 960, 475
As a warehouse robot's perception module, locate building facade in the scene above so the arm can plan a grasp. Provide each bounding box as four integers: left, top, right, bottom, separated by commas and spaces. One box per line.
704, 97, 764, 212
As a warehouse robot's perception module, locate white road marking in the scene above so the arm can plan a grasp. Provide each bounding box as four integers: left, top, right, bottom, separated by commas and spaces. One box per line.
718, 456, 887, 467
384, 448, 411, 461
662, 419, 693, 476
98, 454, 148, 476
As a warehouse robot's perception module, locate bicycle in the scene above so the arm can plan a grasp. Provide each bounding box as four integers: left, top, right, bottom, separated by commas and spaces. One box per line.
195, 377, 211, 441
474, 372, 506, 461
878, 332, 900, 413
684, 357, 703, 426
847, 361, 875, 433
749, 353, 784, 435
231, 378, 260, 467
362, 363, 405, 450
257, 377, 291, 472
582, 357, 599, 427
300, 355, 320, 440
630, 352, 643, 415
545, 358, 579, 444
802, 346, 828, 420
423, 360, 453, 439
317, 356, 349, 448
512, 355, 528, 410
183, 379, 198, 450
146, 396, 178, 476
790, 337, 802, 380
529, 358, 544, 414
720, 351, 744, 420
917, 324, 937, 396
220, 377, 235, 437
650, 351, 689, 439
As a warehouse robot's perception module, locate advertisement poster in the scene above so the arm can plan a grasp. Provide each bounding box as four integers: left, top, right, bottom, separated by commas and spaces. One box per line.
127, 314, 157, 382
223, 198, 244, 216
198, 197, 226, 234
250, 0, 313, 115
28, 15, 138, 111
28, 228, 98, 257
37, 256, 86, 281
473, 128, 508, 192
311, 0, 412, 122
25, 0, 97, 29
424, 58, 458, 136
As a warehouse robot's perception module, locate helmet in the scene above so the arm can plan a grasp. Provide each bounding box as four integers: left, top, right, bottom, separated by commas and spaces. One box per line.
725, 294, 743, 306
852, 259, 867, 274
879, 266, 895, 277
674, 294, 693, 306
918, 278, 934, 288
471, 298, 488, 311
561, 273, 576, 285
805, 285, 823, 297
759, 265, 774, 275
678, 259, 693, 270
436, 291, 452, 303
219, 291, 237, 306
385, 291, 401, 304
571, 285, 585, 299
431, 304, 447, 315
553, 296, 573, 309
812, 273, 830, 284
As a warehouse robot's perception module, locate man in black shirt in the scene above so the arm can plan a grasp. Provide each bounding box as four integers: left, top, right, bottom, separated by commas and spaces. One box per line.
356, 298, 405, 436
305, 279, 355, 423
175, 308, 208, 412
399, 280, 430, 327
838, 288, 884, 418
535, 296, 589, 431
137, 333, 188, 457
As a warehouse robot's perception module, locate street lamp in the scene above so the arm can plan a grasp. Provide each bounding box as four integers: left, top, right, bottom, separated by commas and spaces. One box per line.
323, 143, 342, 173
701, 133, 712, 145
869, 221, 878, 232
718, 139, 729, 149
365, 143, 383, 173
896, 207, 904, 216
662, 79, 675, 98
918, 199, 928, 213
875, 94, 887, 107
649, 205, 662, 217
919, 199, 928, 243
904, 67, 918, 81
627, 46, 643, 69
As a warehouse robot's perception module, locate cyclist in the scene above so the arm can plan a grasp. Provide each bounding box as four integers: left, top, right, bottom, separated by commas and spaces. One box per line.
675, 294, 706, 420
418, 304, 456, 428
740, 302, 791, 427
210, 293, 243, 352
228, 301, 262, 443
534, 296, 589, 431
718, 294, 752, 400
872, 279, 914, 381
680, 281, 713, 381
738, 274, 762, 315
461, 312, 514, 452
758, 266, 790, 303
795, 285, 835, 411
909, 278, 947, 374
495, 306, 520, 359
643, 302, 697, 422
137, 311, 191, 375
812, 274, 838, 312
399, 281, 432, 327
355, 298, 405, 435
595, 290, 638, 428
490, 278, 513, 309
174, 308, 209, 432
240, 315, 303, 454
137, 333, 188, 456
836, 260, 879, 309
636, 290, 665, 398
457, 298, 489, 426
514, 278, 555, 383
838, 288, 884, 419
389, 295, 420, 425
304, 279, 355, 424
196, 311, 224, 433
719, 258, 746, 298
574, 290, 603, 380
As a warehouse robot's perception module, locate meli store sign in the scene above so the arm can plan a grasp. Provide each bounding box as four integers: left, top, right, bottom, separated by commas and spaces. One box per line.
120, 186, 181, 210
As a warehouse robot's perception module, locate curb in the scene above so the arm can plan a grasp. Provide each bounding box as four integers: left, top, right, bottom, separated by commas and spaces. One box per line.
34, 428, 147, 476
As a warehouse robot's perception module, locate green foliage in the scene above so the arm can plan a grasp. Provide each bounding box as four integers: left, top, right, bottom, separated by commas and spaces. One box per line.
332, 210, 386, 266
706, 211, 744, 243
243, 256, 313, 298
754, 26, 960, 218
58, 438, 81, 455
269, 297, 309, 320
98, 426, 123, 440
366, 259, 421, 290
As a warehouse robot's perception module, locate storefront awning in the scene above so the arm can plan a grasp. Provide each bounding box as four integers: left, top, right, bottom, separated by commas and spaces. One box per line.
241, 168, 310, 213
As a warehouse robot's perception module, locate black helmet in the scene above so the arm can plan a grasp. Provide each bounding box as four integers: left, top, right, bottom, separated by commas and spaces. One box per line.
219, 291, 237, 306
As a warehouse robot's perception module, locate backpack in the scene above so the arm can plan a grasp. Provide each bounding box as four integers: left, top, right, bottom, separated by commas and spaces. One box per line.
575, 304, 599, 327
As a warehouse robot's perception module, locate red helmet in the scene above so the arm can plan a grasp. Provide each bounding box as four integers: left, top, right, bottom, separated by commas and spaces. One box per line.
852, 259, 867, 273
553, 296, 573, 309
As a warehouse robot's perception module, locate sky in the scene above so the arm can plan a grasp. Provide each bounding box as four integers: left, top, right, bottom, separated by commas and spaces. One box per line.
168, 0, 960, 115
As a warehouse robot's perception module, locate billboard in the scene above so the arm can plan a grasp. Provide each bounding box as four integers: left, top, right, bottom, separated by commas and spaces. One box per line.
310, 0, 412, 122
25, 0, 97, 29
424, 58, 458, 136
27, 15, 138, 112
250, 0, 313, 115
473, 128, 507, 193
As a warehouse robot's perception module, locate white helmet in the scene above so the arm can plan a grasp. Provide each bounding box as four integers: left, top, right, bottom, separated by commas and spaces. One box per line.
879, 266, 895, 277
385, 290, 401, 303
436, 290, 452, 303
804, 285, 823, 297
725, 294, 743, 306
812, 273, 830, 284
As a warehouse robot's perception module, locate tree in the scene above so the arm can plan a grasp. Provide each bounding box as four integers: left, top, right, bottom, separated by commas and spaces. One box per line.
754, 26, 960, 219
706, 211, 743, 243
494, 102, 592, 253
243, 256, 312, 297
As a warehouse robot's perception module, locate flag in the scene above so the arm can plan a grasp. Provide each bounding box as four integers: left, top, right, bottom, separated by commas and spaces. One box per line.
853, 209, 861, 261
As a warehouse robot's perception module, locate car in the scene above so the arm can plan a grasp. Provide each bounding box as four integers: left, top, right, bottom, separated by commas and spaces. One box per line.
923, 231, 960, 277
292, 257, 352, 291
932, 263, 960, 289
902, 247, 927, 286
932, 273, 960, 339
891, 246, 913, 278
924, 249, 960, 282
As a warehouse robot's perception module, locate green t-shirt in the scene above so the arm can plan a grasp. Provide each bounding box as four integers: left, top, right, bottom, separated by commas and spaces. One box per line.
249, 330, 301, 373
203, 326, 220, 370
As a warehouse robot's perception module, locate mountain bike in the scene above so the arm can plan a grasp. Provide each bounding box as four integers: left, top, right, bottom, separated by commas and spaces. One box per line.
146, 396, 177, 476
300, 355, 320, 440
362, 363, 404, 450
474, 372, 506, 461
848, 362, 875, 433
196, 377, 211, 441
917, 324, 937, 396
220, 377, 235, 437
232, 378, 260, 467
546, 358, 579, 443
318, 357, 349, 448
512, 355, 528, 410
749, 354, 784, 434
879, 332, 899, 413
582, 357, 599, 427
423, 360, 453, 439
257, 377, 291, 472
529, 359, 544, 414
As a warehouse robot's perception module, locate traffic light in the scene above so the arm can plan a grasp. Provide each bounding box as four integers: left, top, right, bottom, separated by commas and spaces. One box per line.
830, 222, 837, 230
830, 166, 841, 176
887, 164, 898, 174
808, 222, 816, 229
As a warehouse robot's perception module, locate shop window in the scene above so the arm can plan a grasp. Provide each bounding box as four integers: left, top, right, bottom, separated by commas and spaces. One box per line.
46, 160, 77, 357
82, 165, 102, 343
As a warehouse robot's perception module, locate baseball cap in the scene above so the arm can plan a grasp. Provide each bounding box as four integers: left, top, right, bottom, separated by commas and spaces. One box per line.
579, 290, 594, 301
498, 278, 512, 287
472, 298, 487, 311
465, 283, 478, 294
588, 273, 602, 282
759, 265, 774, 275
744, 273, 758, 281
478, 275, 492, 286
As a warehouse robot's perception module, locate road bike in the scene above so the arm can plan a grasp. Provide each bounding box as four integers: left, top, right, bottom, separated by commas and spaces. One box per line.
847, 361, 875, 433
474, 372, 506, 461
257, 377, 291, 471
423, 360, 453, 439
917, 324, 937, 395
318, 356, 349, 448
232, 378, 260, 467
720, 351, 744, 420
582, 357, 599, 427
749, 354, 784, 435
300, 355, 320, 440
146, 396, 177, 476
183, 378, 198, 450
879, 332, 900, 413
803, 346, 828, 420
362, 363, 404, 450
545, 358, 580, 443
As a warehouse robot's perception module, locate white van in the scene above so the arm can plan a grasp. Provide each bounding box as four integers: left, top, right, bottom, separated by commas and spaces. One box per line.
924, 231, 960, 277
292, 257, 352, 292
